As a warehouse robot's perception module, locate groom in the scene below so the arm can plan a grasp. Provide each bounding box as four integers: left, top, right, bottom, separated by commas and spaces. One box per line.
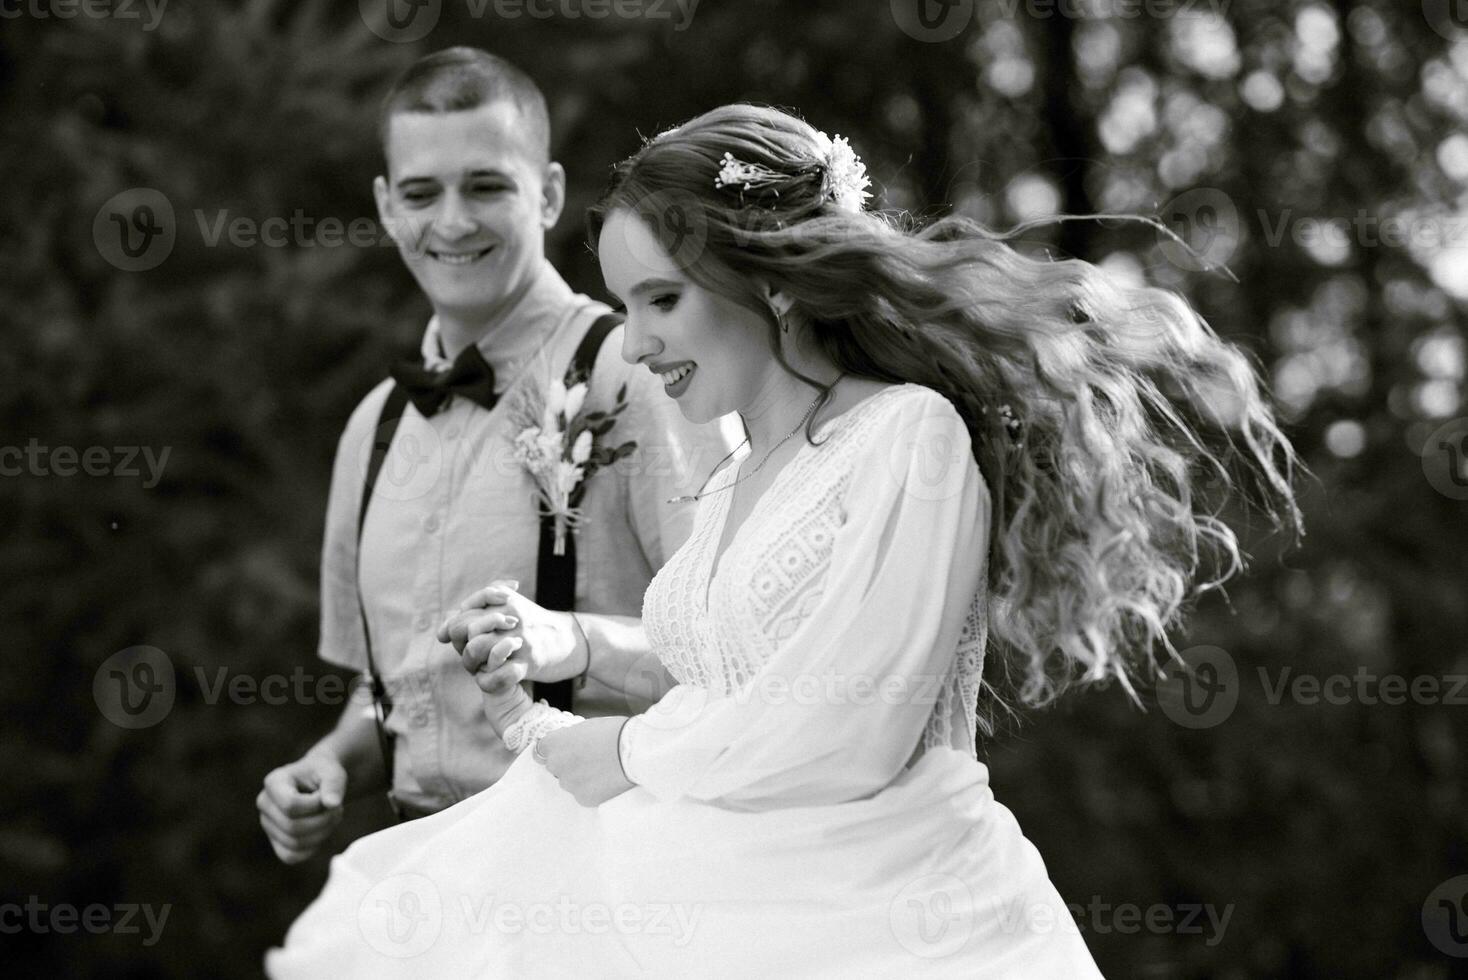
257, 47, 730, 862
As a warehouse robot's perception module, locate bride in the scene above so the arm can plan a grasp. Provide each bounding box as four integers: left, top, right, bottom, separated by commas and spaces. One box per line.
266, 105, 1300, 977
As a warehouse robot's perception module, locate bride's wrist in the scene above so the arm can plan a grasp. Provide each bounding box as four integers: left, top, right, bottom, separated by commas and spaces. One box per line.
569, 612, 592, 689
483, 685, 532, 737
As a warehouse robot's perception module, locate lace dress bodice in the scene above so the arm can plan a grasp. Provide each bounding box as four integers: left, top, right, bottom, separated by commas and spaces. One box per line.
641, 384, 989, 763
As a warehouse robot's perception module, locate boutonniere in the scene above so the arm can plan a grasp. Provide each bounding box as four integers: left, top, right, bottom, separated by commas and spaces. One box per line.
510, 368, 638, 555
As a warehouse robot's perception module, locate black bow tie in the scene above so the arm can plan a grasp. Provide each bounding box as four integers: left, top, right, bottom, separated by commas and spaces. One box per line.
389, 344, 499, 418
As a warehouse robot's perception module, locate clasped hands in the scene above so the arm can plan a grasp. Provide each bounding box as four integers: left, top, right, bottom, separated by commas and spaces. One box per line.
437, 578, 583, 695
437, 579, 634, 807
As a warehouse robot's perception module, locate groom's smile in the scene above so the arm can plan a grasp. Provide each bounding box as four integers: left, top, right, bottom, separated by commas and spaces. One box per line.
374, 99, 565, 327
427, 244, 496, 266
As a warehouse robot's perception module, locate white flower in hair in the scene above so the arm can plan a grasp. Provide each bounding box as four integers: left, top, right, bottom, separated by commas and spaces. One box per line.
712, 131, 873, 212
811, 130, 872, 213
714, 151, 785, 193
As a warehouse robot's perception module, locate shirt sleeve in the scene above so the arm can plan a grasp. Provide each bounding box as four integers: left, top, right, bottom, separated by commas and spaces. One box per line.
317, 380, 396, 673
595, 326, 744, 569
617, 388, 991, 810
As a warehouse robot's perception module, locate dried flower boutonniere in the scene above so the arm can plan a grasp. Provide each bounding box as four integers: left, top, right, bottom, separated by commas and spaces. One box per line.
510, 368, 637, 555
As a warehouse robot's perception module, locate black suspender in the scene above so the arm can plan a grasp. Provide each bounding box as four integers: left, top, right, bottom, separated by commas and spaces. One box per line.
355, 383, 411, 805
530, 312, 622, 712
353, 312, 622, 812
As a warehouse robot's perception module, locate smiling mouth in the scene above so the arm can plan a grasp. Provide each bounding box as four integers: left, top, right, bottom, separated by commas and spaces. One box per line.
658, 363, 695, 386
427, 246, 494, 266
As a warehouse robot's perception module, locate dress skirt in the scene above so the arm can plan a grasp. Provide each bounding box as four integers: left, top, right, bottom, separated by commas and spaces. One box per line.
266, 747, 1102, 978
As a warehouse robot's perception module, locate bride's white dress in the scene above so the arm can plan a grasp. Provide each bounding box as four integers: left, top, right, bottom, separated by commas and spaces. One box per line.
266, 383, 1103, 978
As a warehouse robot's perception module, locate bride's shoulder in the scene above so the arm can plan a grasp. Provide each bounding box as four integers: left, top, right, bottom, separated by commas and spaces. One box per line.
827, 380, 960, 432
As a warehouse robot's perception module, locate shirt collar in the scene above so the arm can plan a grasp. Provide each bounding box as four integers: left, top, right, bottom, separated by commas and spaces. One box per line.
418, 260, 578, 389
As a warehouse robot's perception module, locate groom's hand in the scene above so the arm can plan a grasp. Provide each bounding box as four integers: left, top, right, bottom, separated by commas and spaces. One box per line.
437, 580, 584, 688
536, 716, 636, 807
257, 752, 347, 864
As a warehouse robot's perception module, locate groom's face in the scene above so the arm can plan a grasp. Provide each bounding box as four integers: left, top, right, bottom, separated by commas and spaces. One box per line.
374, 100, 564, 322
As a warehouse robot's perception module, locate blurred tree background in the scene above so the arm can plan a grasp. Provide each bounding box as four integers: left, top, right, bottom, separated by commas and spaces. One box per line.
2, 0, 1465, 976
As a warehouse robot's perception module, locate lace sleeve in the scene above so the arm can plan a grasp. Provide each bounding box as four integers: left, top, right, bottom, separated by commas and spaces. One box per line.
501, 700, 583, 755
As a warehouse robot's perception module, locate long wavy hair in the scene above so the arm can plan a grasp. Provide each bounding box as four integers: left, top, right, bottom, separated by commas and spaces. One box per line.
587, 104, 1305, 729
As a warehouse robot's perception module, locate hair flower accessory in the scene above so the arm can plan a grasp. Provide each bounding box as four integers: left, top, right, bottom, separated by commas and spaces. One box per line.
810, 130, 872, 213
979, 402, 1024, 442
714, 152, 786, 194
713, 130, 872, 213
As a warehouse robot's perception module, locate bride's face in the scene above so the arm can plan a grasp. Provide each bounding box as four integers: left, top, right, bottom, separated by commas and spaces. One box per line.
598, 208, 771, 424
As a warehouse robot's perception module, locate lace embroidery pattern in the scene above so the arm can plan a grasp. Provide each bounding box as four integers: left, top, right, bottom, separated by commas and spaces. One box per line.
642, 384, 988, 755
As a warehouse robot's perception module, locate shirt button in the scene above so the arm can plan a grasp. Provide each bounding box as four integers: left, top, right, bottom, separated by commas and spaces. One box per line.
444, 425, 461, 440
425, 515, 440, 533
415, 613, 432, 632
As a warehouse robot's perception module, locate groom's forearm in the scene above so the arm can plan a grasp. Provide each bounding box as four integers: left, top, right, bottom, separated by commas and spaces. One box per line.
577, 613, 676, 710
308, 695, 390, 802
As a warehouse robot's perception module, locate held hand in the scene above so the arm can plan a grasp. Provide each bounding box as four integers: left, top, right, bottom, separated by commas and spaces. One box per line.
437, 579, 585, 688
257, 753, 347, 864
481, 673, 536, 741
535, 716, 635, 808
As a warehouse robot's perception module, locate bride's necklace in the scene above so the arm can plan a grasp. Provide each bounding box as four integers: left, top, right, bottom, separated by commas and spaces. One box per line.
667, 379, 839, 504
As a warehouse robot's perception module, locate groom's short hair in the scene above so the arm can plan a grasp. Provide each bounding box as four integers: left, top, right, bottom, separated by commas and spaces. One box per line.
379, 47, 550, 166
